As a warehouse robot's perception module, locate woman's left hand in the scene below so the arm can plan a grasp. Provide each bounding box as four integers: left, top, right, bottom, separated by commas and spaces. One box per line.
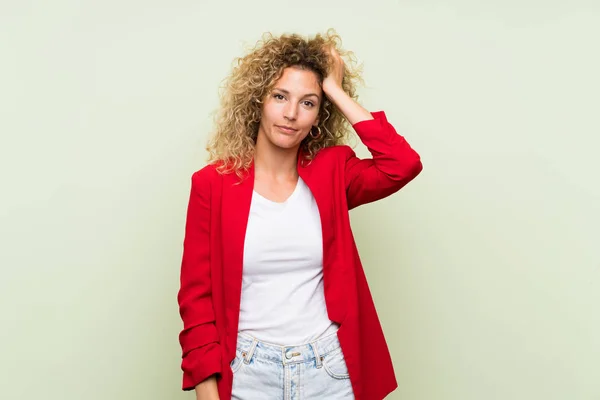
322, 45, 345, 95
318, 44, 372, 125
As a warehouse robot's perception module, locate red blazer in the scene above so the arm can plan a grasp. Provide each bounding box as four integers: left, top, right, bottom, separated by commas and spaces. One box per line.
178, 111, 423, 400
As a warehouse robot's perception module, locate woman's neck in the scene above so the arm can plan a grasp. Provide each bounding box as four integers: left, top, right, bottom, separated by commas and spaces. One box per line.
254, 138, 300, 182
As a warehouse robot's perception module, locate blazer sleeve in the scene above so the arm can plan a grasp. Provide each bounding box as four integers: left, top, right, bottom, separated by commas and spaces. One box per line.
177, 170, 222, 390
344, 111, 423, 209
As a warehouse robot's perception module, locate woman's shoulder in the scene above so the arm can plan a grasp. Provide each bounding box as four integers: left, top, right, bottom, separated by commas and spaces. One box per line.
315, 144, 356, 163
191, 161, 251, 188
190, 163, 224, 188
192, 163, 219, 178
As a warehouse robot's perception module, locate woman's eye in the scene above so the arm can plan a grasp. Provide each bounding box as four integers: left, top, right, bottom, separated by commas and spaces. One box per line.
273, 94, 285, 100
303, 101, 315, 107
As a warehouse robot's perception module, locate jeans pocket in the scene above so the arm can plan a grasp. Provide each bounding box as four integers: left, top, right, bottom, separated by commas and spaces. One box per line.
230, 350, 246, 374
321, 348, 350, 379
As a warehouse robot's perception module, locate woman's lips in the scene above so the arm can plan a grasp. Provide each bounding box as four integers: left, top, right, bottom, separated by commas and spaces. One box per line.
275, 125, 298, 134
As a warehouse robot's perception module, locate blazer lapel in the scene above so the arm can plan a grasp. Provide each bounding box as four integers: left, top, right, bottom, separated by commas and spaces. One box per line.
298, 152, 346, 324
220, 164, 254, 335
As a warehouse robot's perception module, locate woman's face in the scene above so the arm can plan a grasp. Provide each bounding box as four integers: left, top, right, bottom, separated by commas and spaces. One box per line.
257, 66, 322, 152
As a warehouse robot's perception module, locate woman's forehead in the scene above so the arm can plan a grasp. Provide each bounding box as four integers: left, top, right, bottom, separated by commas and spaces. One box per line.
273, 67, 322, 95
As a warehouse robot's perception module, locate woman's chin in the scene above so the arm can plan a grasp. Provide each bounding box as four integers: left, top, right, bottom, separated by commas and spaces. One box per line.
271, 137, 302, 150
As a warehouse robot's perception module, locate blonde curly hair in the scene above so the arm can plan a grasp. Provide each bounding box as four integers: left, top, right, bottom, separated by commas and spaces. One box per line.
206, 28, 363, 176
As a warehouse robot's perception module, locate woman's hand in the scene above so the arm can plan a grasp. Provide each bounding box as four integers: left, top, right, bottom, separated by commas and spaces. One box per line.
319, 45, 373, 125
322, 45, 345, 95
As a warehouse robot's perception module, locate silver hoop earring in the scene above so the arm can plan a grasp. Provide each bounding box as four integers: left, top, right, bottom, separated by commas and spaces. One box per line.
309, 126, 322, 139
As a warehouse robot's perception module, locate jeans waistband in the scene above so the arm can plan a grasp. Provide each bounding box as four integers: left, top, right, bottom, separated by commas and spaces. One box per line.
235, 331, 342, 366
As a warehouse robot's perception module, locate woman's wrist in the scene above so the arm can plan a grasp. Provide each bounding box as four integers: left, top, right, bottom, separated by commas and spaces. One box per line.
194, 374, 219, 400
322, 83, 373, 125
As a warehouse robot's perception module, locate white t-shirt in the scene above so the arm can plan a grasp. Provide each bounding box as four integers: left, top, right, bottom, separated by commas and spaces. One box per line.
238, 177, 339, 345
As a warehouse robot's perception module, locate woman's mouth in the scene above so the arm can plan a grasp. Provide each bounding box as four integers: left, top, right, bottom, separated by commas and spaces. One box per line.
275, 125, 298, 134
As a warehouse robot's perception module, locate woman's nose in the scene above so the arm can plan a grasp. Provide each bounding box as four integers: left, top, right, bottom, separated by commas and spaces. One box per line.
284, 103, 298, 120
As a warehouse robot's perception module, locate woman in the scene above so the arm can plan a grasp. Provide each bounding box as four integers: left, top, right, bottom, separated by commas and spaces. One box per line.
177, 30, 423, 400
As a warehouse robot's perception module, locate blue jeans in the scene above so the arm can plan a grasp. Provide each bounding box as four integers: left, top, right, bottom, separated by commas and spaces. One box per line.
230, 331, 355, 399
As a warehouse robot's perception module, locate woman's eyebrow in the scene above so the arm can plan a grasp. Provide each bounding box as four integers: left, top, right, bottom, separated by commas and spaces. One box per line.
273, 88, 320, 99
